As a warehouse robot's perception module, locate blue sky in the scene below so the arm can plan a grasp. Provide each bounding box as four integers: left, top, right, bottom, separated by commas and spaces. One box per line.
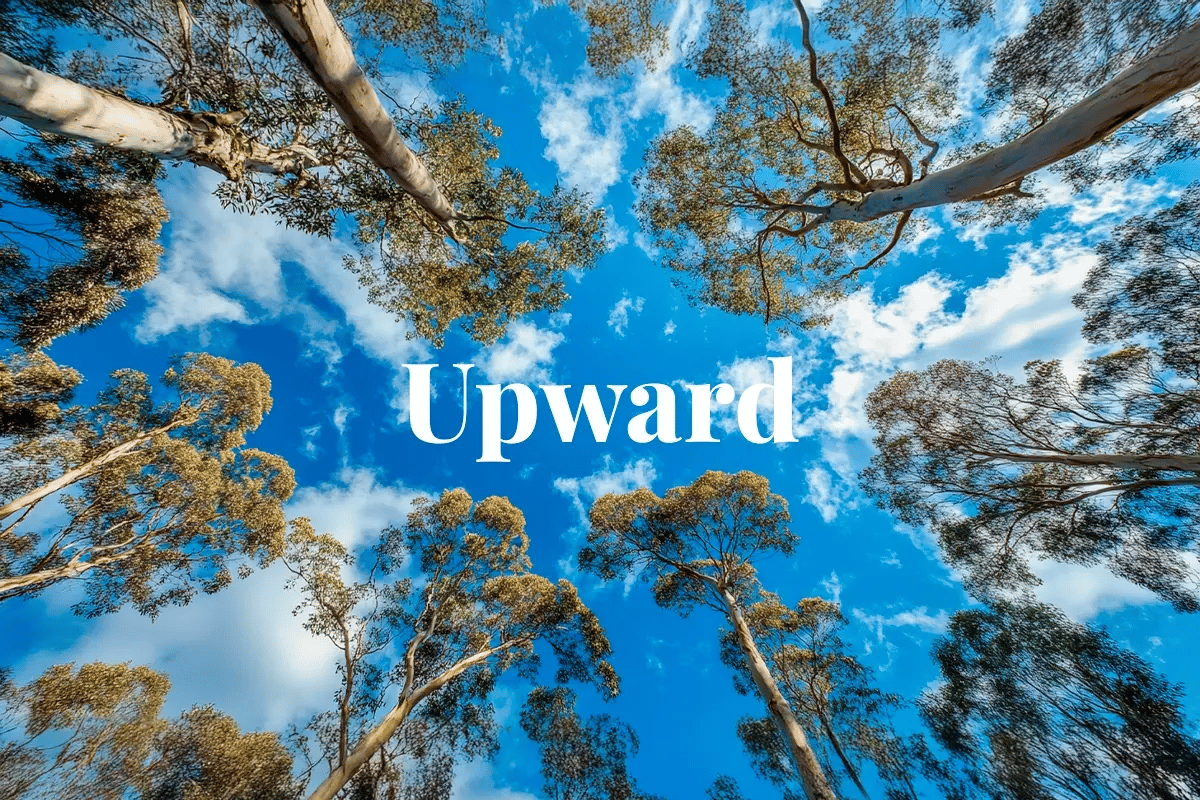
3, 0, 1200, 797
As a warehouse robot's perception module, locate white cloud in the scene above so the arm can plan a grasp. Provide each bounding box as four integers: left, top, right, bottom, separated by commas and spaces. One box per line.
475, 320, 566, 384
820, 571, 842, 605
803, 466, 841, 523
538, 75, 625, 197
451, 760, 538, 800
606, 294, 645, 337
1029, 560, 1161, 623
301, 424, 322, 459
627, 0, 714, 131
15, 469, 423, 736
136, 172, 430, 419
663, 320, 676, 337
289, 467, 421, 551
853, 606, 951, 642
554, 455, 658, 529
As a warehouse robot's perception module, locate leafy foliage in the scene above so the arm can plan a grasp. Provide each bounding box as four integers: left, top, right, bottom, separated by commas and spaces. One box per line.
0, 141, 166, 350
0, 352, 295, 616
520, 686, 663, 800
0, 662, 299, 800
1076, 183, 1200, 374
922, 600, 1200, 799
284, 488, 618, 799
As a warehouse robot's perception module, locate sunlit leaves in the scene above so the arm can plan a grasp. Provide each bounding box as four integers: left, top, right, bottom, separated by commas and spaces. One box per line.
0, 353, 295, 617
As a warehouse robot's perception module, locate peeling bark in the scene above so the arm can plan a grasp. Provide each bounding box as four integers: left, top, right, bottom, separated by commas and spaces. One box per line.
0, 51, 319, 179
722, 589, 838, 800
250, 0, 461, 240
827, 17, 1200, 223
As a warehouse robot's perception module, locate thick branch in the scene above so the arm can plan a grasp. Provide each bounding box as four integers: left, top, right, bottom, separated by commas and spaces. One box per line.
0, 51, 318, 179
0, 419, 186, 522
791, 0, 857, 188
832, 17, 1200, 223
966, 450, 1200, 474
305, 636, 529, 800
250, 0, 461, 240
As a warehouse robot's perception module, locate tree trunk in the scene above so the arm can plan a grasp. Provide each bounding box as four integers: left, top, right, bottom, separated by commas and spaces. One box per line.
812, 698, 871, 800
830, 17, 1200, 223
0, 51, 318, 179
721, 589, 838, 800
969, 450, 1200, 473
305, 643, 513, 800
0, 421, 182, 522
250, 0, 461, 240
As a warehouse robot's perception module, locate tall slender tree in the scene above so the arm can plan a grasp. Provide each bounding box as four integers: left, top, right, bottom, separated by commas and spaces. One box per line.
0, 352, 295, 616
285, 488, 619, 800
721, 596, 918, 800
580, 470, 838, 800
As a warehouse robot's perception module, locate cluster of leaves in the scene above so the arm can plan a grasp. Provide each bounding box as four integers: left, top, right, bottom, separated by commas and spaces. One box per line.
0, 662, 300, 800
0, 352, 295, 617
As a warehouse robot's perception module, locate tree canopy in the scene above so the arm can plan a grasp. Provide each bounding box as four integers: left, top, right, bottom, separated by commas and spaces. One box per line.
635, 0, 1200, 326
285, 488, 618, 800
0, 352, 295, 616
921, 599, 1200, 800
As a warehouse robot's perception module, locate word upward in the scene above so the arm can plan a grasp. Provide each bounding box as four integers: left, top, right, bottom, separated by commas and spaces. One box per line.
404, 358, 799, 462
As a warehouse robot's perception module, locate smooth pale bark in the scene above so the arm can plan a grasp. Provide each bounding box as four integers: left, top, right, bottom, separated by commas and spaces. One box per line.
0, 420, 184, 522
250, 0, 461, 240
0, 532, 146, 599
721, 589, 838, 800
0, 52, 318, 179
823, 16, 1200, 223
965, 451, 1200, 473
305, 639, 523, 800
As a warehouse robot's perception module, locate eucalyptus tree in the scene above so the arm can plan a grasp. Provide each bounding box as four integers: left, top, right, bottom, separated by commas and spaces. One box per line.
580, 470, 837, 800
721, 596, 917, 800
921, 599, 1200, 799
0, 662, 300, 800
861, 178, 1200, 610
861, 353, 1200, 611
284, 488, 619, 800
1075, 183, 1200, 376
520, 686, 664, 800
636, 0, 1200, 325
0, 352, 295, 616
0, 0, 665, 346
